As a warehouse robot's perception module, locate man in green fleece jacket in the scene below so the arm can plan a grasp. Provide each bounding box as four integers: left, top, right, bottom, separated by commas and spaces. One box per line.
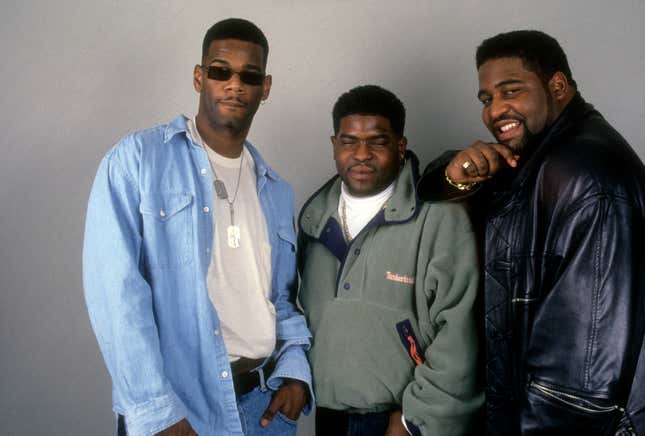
298, 85, 483, 436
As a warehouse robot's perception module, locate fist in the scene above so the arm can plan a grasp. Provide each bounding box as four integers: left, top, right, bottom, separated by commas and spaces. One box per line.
446, 141, 519, 185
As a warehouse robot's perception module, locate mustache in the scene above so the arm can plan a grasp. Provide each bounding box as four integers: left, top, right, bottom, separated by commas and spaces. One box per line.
217, 96, 246, 105
348, 162, 376, 171
492, 114, 524, 125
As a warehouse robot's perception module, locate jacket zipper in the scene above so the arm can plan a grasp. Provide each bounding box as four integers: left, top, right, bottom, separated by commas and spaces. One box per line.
529, 380, 623, 414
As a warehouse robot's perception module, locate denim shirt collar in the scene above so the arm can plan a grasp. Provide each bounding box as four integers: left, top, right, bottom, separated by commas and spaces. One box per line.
164, 114, 280, 182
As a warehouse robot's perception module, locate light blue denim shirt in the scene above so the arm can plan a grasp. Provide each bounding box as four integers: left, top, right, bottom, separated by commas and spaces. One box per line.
83, 115, 312, 436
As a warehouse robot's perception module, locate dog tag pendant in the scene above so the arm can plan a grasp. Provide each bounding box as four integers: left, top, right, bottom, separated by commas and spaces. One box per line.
213, 180, 228, 199
226, 204, 240, 248
227, 225, 240, 248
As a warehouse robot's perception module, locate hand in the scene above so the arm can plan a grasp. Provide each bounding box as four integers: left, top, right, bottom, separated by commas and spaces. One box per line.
446, 141, 519, 185
260, 379, 309, 427
384, 410, 410, 436
155, 418, 197, 436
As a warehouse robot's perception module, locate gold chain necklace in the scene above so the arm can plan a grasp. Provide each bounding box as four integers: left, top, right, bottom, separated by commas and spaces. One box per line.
340, 193, 393, 243
340, 197, 352, 242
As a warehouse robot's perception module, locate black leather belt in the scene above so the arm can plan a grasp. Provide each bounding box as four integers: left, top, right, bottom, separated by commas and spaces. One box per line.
231, 357, 275, 397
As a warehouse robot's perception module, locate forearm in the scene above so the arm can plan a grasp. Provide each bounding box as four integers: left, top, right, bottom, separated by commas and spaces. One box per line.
403, 209, 484, 435
402, 314, 484, 436
267, 336, 313, 412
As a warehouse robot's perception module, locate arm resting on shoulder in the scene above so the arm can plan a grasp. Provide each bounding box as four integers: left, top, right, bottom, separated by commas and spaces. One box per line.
418, 151, 482, 202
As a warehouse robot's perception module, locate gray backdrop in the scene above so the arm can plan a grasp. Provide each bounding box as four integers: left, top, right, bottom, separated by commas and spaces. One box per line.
1, 0, 644, 435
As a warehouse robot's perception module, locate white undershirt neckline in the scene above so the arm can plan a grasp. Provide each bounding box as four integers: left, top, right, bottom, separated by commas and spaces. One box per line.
339, 181, 395, 240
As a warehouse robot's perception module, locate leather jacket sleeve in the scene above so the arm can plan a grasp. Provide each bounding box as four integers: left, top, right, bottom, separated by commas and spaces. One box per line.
520, 192, 645, 435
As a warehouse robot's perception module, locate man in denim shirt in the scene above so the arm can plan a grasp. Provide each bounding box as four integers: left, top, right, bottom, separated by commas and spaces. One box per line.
83, 18, 312, 436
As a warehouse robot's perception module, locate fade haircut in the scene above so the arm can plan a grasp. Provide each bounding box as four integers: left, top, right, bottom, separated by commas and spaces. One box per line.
332, 85, 406, 136
202, 18, 269, 66
476, 30, 576, 88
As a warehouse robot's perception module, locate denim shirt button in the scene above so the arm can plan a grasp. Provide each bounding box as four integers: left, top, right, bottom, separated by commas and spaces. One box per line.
221, 370, 228, 378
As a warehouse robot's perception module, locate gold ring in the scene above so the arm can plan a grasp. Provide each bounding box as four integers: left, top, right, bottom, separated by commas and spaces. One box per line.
462, 161, 472, 169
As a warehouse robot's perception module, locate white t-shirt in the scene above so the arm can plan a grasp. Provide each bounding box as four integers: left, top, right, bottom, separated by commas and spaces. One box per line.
338, 181, 395, 239
187, 118, 275, 362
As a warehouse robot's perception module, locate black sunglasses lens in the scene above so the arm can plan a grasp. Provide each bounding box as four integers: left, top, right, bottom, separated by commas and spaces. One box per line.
207, 66, 233, 81
238, 72, 265, 86
205, 66, 264, 86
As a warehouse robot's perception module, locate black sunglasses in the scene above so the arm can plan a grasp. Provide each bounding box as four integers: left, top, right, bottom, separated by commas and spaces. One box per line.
201, 65, 266, 86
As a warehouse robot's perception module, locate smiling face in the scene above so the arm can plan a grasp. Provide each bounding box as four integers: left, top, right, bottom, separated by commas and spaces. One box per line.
332, 114, 407, 197
477, 57, 556, 154
193, 38, 271, 133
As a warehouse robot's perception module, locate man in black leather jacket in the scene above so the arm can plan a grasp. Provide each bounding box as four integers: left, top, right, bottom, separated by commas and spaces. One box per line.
417, 30, 645, 435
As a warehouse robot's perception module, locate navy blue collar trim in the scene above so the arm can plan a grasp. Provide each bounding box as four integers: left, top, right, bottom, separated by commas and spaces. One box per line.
318, 217, 347, 263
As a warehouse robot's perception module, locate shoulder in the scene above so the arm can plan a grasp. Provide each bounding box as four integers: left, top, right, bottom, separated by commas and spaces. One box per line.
418, 200, 473, 235
299, 175, 338, 219
107, 118, 183, 165
538, 117, 642, 206
106, 116, 193, 181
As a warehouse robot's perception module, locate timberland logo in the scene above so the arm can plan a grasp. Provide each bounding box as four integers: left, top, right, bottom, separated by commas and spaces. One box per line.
386, 271, 415, 285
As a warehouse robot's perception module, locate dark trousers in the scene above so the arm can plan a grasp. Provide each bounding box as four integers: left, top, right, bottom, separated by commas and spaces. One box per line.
315, 407, 391, 436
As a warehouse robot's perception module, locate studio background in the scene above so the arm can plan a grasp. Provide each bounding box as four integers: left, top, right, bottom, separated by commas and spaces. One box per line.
1, 0, 644, 434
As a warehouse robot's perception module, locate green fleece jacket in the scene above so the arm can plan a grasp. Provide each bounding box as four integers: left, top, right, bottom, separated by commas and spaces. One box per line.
297, 154, 483, 436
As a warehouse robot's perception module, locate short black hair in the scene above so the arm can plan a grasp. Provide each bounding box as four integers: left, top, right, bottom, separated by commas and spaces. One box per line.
202, 18, 269, 66
476, 30, 576, 88
332, 85, 406, 136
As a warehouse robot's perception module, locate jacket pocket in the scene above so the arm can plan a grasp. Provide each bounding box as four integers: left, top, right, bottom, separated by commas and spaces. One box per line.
396, 319, 425, 366
139, 193, 193, 269
526, 380, 623, 434
529, 381, 620, 414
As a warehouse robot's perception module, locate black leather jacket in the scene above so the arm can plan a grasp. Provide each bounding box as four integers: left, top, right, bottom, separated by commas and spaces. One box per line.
418, 94, 645, 435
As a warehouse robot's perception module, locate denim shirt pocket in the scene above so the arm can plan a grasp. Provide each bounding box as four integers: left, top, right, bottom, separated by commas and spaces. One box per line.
270, 225, 297, 307
277, 226, 296, 252
139, 193, 194, 269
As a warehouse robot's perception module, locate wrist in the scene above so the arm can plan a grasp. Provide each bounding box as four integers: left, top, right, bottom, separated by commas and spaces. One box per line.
445, 168, 478, 191
282, 378, 309, 400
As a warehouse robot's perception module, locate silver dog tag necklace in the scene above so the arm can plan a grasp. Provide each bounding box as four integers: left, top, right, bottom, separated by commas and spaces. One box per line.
205, 148, 244, 249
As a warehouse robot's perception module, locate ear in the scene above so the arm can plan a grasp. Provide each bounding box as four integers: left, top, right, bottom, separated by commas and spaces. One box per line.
261, 74, 272, 102
331, 135, 339, 159
548, 71, 569, 101
193, 64, 203, 93
398, 136, 408, 157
